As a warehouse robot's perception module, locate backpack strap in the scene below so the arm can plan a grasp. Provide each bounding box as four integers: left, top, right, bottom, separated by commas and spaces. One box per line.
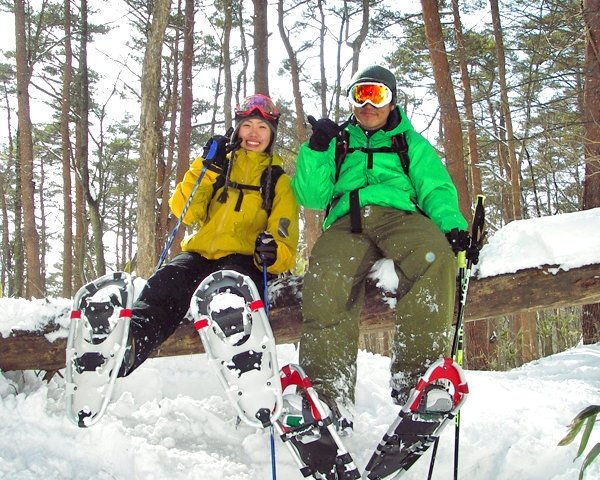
332, 132, 410, 233
333, 130, 350, 183
260, 164, 285, 214
392, 133, 410, 176
211, 164, 285, 214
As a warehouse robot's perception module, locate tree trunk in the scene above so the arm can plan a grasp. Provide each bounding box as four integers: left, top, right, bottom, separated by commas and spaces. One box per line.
513, 311, 539, 364
277, 0, 309, 145
38, 158, 47, 282
465, 320, 491, 370
317, 0, 328, 116
581, 0, 600, 344
582, 303, 600, 344
333, 8, 346, 120
490, 0, 522, 221
61, 0, 74, 298
277, 0, 320, 260
451, 0, 483, 197
76, 0, 106, 279
171, 0, 195, 257
420, 0, 472, 223
73, 103, 86, 290
14, 0, 44, 298
252, 0, 269, 95
159, 21, 179, 259
1, 81, 17, 296
0, 169, 9, 296
222, 0, 233, 129
137, 0, 172, 278
346, 0, 369, 75
235, 2, 250, 100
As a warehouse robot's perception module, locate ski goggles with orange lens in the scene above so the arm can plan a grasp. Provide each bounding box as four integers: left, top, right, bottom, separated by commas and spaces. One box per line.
348, 82, 393, 108
235, 94, 280, 122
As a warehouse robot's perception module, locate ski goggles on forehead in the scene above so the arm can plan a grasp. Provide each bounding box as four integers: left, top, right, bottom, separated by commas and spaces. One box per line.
235, 94, 280, 121
348, 82, 393, 108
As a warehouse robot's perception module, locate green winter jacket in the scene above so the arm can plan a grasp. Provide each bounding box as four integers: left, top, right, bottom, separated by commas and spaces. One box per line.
291, 106, 468, 234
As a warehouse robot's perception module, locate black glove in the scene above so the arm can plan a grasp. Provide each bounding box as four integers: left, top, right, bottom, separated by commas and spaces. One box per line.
202, 135, 229, 169
202, 127, 239, 170
307, 115, 343, 151
445, 228, 470, 255
254, 232, 277, 267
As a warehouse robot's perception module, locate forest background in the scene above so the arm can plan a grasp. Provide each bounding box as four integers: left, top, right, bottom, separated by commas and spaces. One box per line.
1, 0, 599, 371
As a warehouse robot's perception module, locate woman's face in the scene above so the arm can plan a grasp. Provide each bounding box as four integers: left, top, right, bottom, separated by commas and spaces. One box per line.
237, 118, 272, 153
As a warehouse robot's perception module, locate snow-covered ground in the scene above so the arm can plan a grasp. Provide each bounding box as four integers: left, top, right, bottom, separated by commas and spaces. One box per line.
1, 208, 600, 479
1, 343, 599, 479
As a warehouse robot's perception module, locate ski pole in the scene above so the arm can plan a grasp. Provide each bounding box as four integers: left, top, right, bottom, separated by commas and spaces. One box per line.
261, 262, 277, 480
427, 195, 486, 480
270, 426, 277, 480
450, 195, 486, 480
154, 130, 234, 272
264, 266, 276, 480
262, 263, 270, 315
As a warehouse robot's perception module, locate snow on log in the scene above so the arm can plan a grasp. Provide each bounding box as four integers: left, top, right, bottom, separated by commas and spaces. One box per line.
1, 262, 600, 372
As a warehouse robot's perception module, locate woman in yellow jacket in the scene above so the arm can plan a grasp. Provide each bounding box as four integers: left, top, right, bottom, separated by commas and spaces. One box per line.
121, 94, 299, 375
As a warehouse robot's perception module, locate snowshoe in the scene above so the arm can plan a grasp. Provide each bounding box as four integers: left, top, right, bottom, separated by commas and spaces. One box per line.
191, 269, 282, 429
363, 357, 469, 479
275, 363, 361, 480
65, 272, 134, 427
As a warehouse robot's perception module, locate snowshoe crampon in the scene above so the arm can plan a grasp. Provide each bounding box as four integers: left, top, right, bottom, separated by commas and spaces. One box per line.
364, 357, 468, 479
65, 272, 134, 427
275, 363, 361, 480
191, 270, 282, 429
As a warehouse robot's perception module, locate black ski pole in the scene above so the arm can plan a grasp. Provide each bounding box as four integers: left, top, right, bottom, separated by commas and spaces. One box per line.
427, 194, 486, 480
154, 128, 235, 272
451, 194, 486, 480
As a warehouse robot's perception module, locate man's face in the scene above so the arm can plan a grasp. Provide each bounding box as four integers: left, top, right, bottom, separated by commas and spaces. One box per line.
352, 103, 394, 131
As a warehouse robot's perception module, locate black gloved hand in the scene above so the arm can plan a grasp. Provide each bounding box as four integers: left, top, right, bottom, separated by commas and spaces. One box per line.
254, 232, 277, 267
202, 135, 229, 169
307, 115, 343, 151
445, 228, 470, 255
202, 127, 238, 170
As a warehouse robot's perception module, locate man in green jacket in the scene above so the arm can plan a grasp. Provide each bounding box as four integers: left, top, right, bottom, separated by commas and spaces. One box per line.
291, 65, 469, 428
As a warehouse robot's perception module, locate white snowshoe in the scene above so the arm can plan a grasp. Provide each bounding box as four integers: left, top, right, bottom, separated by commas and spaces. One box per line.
65, 272, 134, 427
190, 269, 283, 429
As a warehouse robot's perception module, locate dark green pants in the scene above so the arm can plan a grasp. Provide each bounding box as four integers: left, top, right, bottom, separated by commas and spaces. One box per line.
299, 206, 456, 412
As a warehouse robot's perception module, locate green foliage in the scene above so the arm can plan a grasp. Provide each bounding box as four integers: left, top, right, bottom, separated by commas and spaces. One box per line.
559, 405, 600, 479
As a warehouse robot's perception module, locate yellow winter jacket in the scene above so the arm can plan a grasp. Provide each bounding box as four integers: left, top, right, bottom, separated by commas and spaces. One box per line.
169, 148, 299, 275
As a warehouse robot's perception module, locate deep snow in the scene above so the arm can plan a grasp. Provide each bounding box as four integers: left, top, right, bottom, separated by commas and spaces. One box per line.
1, 344, 599, 479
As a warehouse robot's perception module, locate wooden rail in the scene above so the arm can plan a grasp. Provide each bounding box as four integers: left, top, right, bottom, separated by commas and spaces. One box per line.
1, 263, 599, 372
